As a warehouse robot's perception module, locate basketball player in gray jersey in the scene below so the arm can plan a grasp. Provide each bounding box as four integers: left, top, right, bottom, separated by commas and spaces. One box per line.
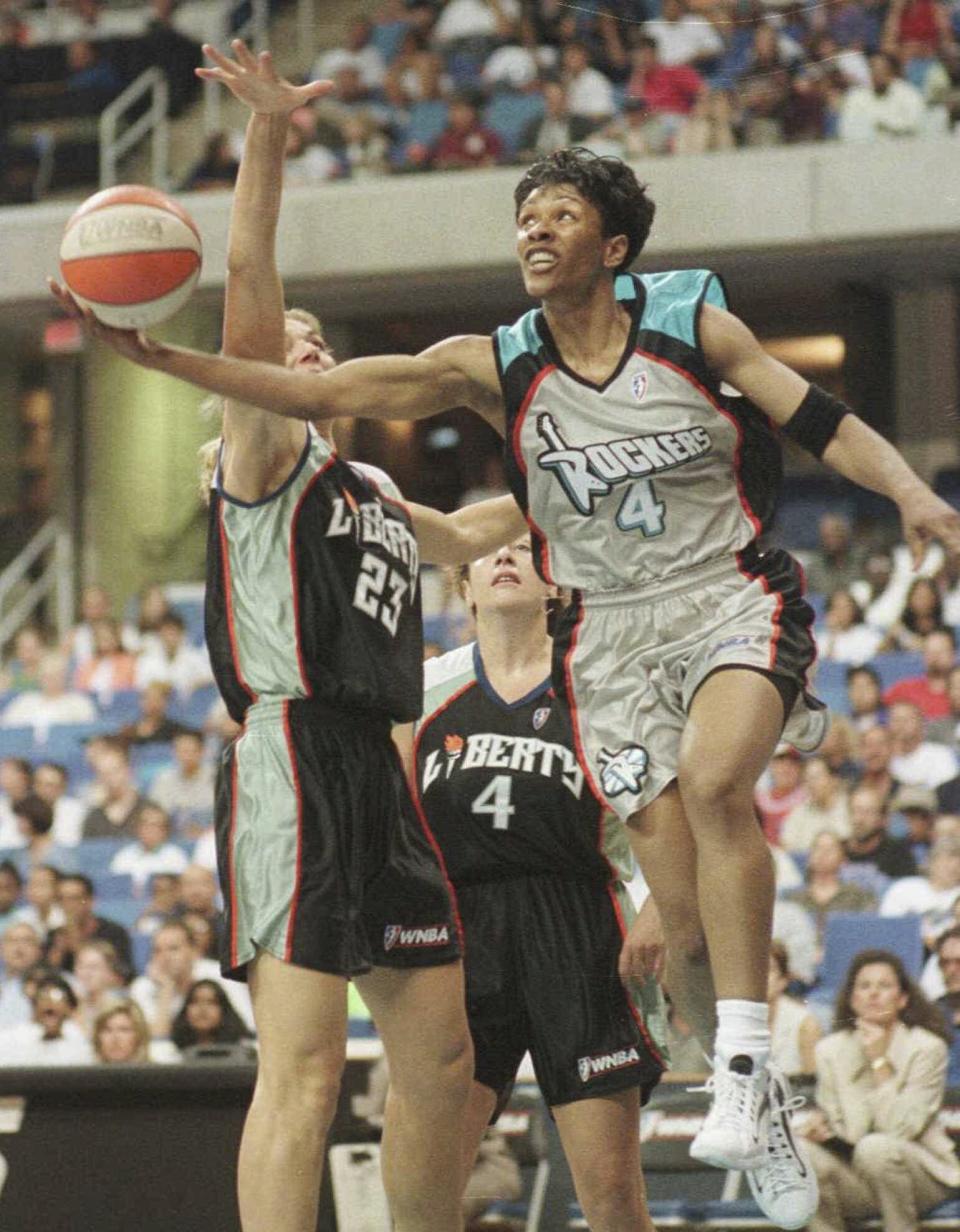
57, 110, 960, 1229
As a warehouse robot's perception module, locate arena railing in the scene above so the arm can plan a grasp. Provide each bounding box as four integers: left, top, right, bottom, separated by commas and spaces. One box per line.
99, 66, 170, 190
0, 518, 73, 648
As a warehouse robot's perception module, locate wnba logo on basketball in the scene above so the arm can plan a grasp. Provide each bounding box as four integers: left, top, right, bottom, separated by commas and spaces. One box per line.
77, 216, 165, 247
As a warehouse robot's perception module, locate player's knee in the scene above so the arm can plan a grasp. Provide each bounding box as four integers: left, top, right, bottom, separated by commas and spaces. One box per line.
678, 760, 751, 819
853, 1133, 903, 1175
258, 1046, 345, 1127
671, 922, 710, 966
391, 1024, 473, 1101
577, 1162, 643, 1227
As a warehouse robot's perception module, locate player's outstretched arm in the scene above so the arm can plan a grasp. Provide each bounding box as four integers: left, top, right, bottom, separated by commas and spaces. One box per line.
701, 303, 960, 566
407, 494, 527, 566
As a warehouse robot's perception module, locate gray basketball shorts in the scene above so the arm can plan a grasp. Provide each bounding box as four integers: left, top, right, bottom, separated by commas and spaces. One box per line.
553, 545, 827, 822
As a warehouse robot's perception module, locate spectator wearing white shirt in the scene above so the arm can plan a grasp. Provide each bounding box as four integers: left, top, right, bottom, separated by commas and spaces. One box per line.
32, 762, 84, 848
17, 864, 65, 940
63, 583, 137, 669
781, 757, 852, 853
0, 861, 22, 933
880, 836, 960, 943
431, 0, 519, 47
0, 975, 92, 1066
134, 611, 213, 698
643, 0, 724, 68
561, 40, 616, 123
0, 757, 32, 850
889, 701, 958, 789
1, 652, 96, 731
819, 589, 884, 665
10, 794, 76, 877
110, 804, 189, 894
73, 938, 126, 1038
311, 18, 386, 90
146, 730, 215, 839
0, 919, 42, 1030
838, 51, 926, 140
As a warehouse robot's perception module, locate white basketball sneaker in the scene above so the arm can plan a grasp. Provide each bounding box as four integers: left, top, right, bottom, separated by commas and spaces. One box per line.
689, 1055, 770, 1170
746, 1063, 819, 1230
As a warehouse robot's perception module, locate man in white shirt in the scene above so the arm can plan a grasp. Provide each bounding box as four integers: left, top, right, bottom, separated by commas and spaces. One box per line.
0, 918, 42, 1029
880, 836, 960, 944
148, 730, 216, 838
839, 51, 925, 141
643, 0, 723, 67
0, 975, 92, 1066
431, 0, 520, 46
110, 803, 189, 893
561, 40, 616, 123
311, 17, 386, 90
134, 611, 213, 697
1, 652, 96, 730
33, 762, 85, 847
890, 701, 958, 789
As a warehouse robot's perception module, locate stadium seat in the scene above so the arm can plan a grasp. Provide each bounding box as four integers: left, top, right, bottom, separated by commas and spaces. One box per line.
73, 838, 126, 876
95, 871, 137, 900
811, 659, 849, 713
131, 930, 153, 975
98, 898, 142, 930
484, 91, 544, 159
95, 688, 142, 725
816, 912, 924, 997
168, 683, 219, 729
568, 1199, 691, 1228
872, 651, 925, 690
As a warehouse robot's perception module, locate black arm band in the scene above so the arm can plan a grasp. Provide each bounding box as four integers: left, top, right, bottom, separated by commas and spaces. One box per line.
781, 384, 851, 459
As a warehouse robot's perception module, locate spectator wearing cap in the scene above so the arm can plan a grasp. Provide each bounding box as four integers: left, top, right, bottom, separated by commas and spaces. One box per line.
135, 610, 213, 697
847, 667, 886, 733
880, 836, 960, 944
931, 927, 960, 1083
148, 730, 213, 838
756, 745, 807, 845
109, 803, 189, 894
781, 757, 851, 854
885, 629, 957, 721
81, 742, 154, 841
0, 974, 92, 1065
0, 651, 96, 730
890, 701, 958, 790
45, 873, 133, 977
0, 918, 42, 1029
845, 785, 917, 886
839, 51, 926, 140
430, 88, 503, 169
888, 785, 938, 867
32, 762, 84, 847
11, 794, 76, 876
561, 40, 617, 124
855, 725, 901, 810
784, 831, 877, 946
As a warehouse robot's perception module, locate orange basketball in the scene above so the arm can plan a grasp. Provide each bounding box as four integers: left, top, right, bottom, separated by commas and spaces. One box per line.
59, 184, 202, 329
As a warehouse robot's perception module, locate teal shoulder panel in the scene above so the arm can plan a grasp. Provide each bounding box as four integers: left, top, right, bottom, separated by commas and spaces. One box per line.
494, 309, 543, 371
614, 272, 641, 302
638, 269, 725, 347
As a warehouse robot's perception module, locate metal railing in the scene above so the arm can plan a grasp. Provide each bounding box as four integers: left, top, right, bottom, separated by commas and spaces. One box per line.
99, 66, 170, 189
203, 0, 270, 134
0, 520, 74, 649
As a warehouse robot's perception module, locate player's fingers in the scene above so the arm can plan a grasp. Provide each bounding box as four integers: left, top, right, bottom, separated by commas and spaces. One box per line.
906, 528, 927, 570
202, 43, 240, 75
194, 67, 228, 82
298, 79, 335, 102
257, 49, 279, 80
232, 39, 259, 71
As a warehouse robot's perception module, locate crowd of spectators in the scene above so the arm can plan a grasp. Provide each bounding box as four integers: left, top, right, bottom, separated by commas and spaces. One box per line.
188, 0, 960, 191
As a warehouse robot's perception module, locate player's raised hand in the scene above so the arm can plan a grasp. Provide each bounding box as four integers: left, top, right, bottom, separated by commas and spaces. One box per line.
899, 485, 960, 568
47, 277, 166, 367
196, 39, 333, 114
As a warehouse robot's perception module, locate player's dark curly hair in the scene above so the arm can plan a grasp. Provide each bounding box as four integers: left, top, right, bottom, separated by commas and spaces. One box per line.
513, 147, 655, 273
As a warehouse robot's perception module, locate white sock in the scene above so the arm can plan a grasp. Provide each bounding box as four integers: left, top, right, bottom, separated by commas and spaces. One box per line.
714, 999, 770, 1071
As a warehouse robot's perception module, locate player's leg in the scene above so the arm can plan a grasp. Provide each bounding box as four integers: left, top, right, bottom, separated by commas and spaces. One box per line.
459, 1082, 511, 1221
356, 961, 473, 1232
238, 950, 348, 1232
627, 783, 717, 1049
553, 1089, 652, 1232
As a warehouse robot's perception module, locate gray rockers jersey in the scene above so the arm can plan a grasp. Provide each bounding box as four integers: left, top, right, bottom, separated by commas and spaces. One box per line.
493, 270, 783, 592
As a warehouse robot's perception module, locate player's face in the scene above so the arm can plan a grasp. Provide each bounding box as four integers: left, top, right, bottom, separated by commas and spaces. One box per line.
515, 184, 623, 301
465, 537, 550, 617
284, 319, 335, 373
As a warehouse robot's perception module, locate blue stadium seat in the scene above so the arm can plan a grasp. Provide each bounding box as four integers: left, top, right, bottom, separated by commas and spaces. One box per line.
569, 1199, 691, 1228
0, 726, 38, 758
95, 871, 136, 899
131, 930, 153, 975
73, 838, 125, 876
95, 689, 141, 725
484, 90, 544, 158
168, 683, 219, 729
872, 651, 925, 691
98, 898, 142, 930
812, 659, 850, 714
401, 99, 449, 149
816, 912, 924, 996
369, 19, 407, 64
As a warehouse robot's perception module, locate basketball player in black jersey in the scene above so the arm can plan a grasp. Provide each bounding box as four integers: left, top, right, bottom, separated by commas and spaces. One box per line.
408, 535, 667, 1231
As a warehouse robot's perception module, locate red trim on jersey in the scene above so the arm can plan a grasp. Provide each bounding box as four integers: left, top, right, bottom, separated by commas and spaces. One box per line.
511, 363, 557, 477
411, 679, 479, 951
633, 347, 761, 539
227, 747, 241, 969
560, 597, 607, 809
606, 883, 666, 1068
281, 701, 305, 962
289, 457, 336, 697
735, 549, 784, 672
217, 504, 258, 705
793, 554, 817, 689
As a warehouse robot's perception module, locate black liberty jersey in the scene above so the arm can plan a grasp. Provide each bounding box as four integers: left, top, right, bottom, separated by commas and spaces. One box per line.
414, 643, 632, 886
206, 428, 422, 724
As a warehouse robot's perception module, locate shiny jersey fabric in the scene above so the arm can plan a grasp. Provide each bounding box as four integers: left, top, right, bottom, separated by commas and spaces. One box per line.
206, 427, 423, 724
493, 270, 782, 592
414, 642, 632, 886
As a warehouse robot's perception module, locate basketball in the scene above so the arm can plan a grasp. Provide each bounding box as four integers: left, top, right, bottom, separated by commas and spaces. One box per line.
59, 184, 202, 329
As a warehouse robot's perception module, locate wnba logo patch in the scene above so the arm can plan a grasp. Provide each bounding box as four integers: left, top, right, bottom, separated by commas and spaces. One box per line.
384, 923, 450, 952
532, 706, 551, 731
631, 371, 648, 402
578, 1047, 641, 1082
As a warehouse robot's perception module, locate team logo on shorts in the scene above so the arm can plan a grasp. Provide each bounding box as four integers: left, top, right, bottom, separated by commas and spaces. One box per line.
384, 923, 450, 952
532, 706, 551, 731
598, 745, 649, 797
578, 1046, 641, 1083
631, 371, 648, 403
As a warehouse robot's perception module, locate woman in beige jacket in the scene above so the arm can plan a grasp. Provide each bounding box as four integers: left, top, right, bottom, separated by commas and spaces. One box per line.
801, 948, 960, 1232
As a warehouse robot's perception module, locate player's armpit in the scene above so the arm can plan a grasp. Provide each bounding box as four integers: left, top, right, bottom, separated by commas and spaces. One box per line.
408, 495, 525, 566
699, 303, 808, 426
